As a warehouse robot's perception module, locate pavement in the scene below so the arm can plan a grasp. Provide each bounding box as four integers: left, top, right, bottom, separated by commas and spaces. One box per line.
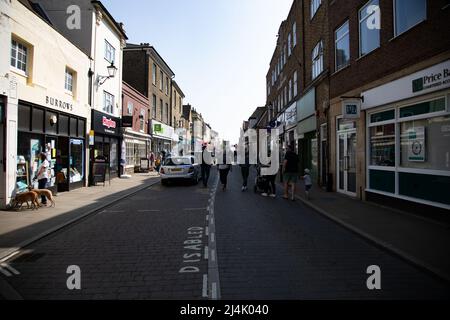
0, 172, 160, 261
0, 166, 448, 300
282, 175, 450, 283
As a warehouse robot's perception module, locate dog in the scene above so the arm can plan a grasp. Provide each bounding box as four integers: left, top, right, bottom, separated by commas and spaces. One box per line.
11, 191, 39, 210
28, 186, 56, 207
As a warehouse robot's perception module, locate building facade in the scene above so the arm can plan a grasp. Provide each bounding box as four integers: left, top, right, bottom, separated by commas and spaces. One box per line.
327, 0, 450, 211
33, 0, 128, 182
0, 0, 91, 208
122, 81, 151, 174
123, 43, 177, 154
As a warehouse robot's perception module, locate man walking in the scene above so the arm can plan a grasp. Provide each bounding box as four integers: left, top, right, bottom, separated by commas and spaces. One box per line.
283, 144, 299, 201
201, 144, 212, 187
240, 145, 250, 191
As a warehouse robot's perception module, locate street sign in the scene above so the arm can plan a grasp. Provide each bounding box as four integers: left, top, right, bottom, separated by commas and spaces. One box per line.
342, 99, 361, 119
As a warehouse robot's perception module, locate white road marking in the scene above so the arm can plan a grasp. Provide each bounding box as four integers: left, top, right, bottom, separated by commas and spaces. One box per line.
206, 215, 209, 221
210, 217, 214, 224
137, 209, 160, 212
211, 282, 218, 300
205, 227, 209, 236
183, 208, 207, 211
210, 232, 215, 243
0, 267, 12, 277
211, 249, 216, 262
1, 263, 20, 275
202, 274, 208, 298
204, 246, 209, 260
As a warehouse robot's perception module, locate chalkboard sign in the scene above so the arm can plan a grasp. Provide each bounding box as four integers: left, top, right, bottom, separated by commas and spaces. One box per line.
92, 162, 107, 186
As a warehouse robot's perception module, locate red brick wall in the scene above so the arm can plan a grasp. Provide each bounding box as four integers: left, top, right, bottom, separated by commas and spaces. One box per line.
122, 82, 150, 134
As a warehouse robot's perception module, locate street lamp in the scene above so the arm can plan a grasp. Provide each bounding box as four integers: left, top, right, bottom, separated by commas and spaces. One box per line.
98, 62, 118, 85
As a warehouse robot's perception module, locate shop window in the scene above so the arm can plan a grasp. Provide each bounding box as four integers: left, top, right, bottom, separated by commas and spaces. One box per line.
369, 169, 395, 193
77, 119, 85, 138
335, 20, 350, 71
400, 115, 450, 171
59, 115, 69, 136
399, 98, 445, 118
359, 0, 380, 57
70, 118, 77, 137
394, 0, 427, 36
370, 123, 395, 166
46, 111, 57, 135
18, 104, 31, 131
399, 172, 450, 205
69, 139, 84, 183
370, 109, 395, 123
32, 108, 44, 133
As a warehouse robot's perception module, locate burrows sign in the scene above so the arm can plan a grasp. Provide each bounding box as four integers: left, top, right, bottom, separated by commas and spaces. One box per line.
46, 96, 73, 111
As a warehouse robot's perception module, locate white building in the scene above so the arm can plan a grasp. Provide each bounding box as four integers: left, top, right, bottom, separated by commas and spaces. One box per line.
32, 0, 128, 180
0, 0, 91, 208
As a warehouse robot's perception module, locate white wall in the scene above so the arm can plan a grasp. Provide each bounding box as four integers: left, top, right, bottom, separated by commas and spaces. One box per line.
0, 0, 91, 208
92, 10, 123, 118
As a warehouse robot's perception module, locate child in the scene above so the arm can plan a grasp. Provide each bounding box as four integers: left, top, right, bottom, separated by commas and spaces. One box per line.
302, 169, 312, 200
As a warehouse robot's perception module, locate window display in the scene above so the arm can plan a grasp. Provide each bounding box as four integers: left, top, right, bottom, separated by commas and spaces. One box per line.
370, 123, 395, 166
70, 139, 84, 183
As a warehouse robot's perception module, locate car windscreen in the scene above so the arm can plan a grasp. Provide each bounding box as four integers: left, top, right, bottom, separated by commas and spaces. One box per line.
164, 157, 192, 166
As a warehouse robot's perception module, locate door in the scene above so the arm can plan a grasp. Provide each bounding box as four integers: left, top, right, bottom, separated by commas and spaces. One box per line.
337, 130, 357, 196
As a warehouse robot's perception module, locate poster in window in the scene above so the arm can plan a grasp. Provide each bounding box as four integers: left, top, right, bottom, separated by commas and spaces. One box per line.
407, 126, 426, 162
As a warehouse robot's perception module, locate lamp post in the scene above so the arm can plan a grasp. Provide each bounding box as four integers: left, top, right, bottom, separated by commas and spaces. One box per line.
98, 62, 118, 85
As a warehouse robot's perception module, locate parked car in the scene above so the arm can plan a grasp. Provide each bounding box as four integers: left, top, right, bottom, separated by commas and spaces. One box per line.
160, 156, 201, 185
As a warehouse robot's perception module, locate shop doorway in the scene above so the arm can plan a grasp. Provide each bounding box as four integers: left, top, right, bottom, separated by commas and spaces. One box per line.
337, 120, 357, 196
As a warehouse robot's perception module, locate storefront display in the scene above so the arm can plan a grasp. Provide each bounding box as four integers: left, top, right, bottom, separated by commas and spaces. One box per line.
17, 102, 86, 193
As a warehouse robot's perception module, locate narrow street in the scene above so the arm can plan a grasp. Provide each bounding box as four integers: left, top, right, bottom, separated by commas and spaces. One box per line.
1, 167, 448, 300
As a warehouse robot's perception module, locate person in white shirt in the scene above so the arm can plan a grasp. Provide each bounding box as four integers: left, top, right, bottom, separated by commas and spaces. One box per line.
35, 152, 49, 206
301, 168, 313, 200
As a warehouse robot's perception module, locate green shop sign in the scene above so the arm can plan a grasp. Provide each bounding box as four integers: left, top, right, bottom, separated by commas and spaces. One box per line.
153, 124, 163, 133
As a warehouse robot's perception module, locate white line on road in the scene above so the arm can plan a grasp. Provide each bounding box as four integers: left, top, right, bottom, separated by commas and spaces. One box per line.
204, 246, 209, 260
210, 232, 215, 243
202, 274, 208, 298
206, 215, 209, 221
211, 249, 216, 262
183, 208, 207, 211
1, 263, 20, 275
0, 267, 12, 277
137, 209, 161, 212
210, 217, 214, 225
205, 226, 209, 236
211, 282, 218, 300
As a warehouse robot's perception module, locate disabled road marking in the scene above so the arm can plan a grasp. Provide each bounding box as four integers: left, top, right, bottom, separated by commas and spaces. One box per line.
0, 263, 20, 277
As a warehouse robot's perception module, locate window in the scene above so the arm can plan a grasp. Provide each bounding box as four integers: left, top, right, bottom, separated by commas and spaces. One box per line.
359, 0, 380, 57
103, 91, 114, 114
160, 99, 163, 121
65, 68, 74, 92
11, 39, 28, 73
370, 123, 396, 167
165, 103, 169, 123
288, 33, 292, 56
152, 95, 157, 119
293, 22, 297, 47
166, 77, 169, 95
104, 40, 115, 63
394, 0, 427, 36
140, 109, 145, 131
335, 20, 350, 71
152, 63, 157, 85
179, 97, 182, 113
311, 0, 322, 18
288, 79, 292, 102
127, 101, 133, 115
284, 86, 288, 107
160, 71, 164, 91
312, 40, 323, 79
293, 71, 298, 97
284, 44, 287, 65
267, 81, 271, 96
399, 97, 445, 118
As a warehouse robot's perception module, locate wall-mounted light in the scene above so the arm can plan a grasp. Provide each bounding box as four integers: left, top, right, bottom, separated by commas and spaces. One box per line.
98, 62, 118, 85
49, 115, 58, 126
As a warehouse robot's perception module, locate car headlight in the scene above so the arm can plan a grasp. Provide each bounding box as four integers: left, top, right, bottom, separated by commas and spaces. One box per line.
188, 166, 194, 173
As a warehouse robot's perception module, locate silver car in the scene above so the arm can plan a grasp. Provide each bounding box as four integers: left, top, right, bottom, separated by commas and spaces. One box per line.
160, 156, 201, 185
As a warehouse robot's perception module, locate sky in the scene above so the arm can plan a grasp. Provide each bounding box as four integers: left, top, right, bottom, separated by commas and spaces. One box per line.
103, 0, 293, 144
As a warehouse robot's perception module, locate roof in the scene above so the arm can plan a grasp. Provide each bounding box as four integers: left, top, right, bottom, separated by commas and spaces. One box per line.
125, 43, 175, 77
91, 1, 128, 40
249, 107, 266, 120
172, 80, 185, 98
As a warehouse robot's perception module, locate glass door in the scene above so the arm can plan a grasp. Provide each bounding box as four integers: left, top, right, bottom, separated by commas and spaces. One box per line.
337, 130, 357, 196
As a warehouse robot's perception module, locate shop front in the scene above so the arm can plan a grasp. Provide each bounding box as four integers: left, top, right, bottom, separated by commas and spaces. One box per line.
296, 88, 318, 183
123, 129, 151, 174
151, 120, 174, 156
16, 101, 86, 193
90, 110, 122, 184
362, 60, 450, 210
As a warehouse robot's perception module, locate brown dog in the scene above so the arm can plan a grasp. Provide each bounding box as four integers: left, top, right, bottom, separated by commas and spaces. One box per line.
11, 191, 39, 210
28, 186, 56, 207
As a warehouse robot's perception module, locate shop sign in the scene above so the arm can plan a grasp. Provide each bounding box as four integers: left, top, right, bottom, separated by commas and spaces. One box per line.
407, 127, 426, 162
92, 110, 121, 136
121, 115, 133, 128
154, 124, 163, 133
285, 102, 297, 129
46, 96, 73, 112
342, 99, 361, 119
412, 68, 450, 93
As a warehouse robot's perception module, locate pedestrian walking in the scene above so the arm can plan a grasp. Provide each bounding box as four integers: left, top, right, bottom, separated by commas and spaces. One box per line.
218, 147, 232, 191
240, 146, 250, 191
283, 144, 299, 201
149, 152, 155, 170
301, 168, 313, 200
201, 144, 212, 187
261, 173, 277, 198
34, 152, 49, 206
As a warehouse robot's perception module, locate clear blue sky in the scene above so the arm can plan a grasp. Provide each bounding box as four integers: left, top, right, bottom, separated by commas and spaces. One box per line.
103, 0, 293, 143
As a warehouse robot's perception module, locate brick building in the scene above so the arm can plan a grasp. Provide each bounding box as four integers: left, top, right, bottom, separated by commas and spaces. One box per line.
327, 0, 450, 211
123, 43, 177, 154
122, 81, 151, 174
